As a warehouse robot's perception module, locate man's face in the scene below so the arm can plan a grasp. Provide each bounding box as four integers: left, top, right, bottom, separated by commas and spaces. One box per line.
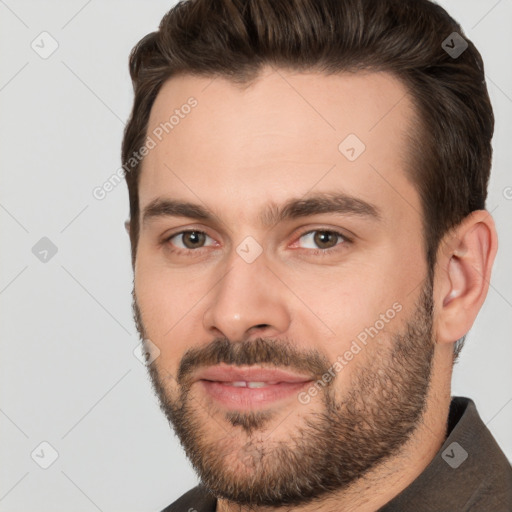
133, 67, 435, 505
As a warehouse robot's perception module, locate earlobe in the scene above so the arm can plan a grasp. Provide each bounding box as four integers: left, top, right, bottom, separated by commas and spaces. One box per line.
435, 211, 498, 345
125, 219, 131, 234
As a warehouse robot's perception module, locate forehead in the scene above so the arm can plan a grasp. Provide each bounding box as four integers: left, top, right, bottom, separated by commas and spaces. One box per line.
139, 67, 420, 227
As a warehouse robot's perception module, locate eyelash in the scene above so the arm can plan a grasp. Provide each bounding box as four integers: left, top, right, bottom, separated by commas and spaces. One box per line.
293, 229, 352, 255
163, 229, 352, 256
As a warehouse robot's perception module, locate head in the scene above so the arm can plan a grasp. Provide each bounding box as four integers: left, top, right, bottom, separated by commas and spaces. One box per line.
123, 0, 497, 506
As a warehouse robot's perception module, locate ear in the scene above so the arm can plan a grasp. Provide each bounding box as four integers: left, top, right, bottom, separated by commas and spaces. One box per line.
433, 210, 498, 345
124, 219, 131, 234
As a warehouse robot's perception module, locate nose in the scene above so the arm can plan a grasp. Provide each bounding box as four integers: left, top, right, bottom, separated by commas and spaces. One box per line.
202, 251, 291, 341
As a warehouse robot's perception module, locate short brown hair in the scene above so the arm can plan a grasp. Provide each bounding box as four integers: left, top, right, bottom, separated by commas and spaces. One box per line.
122, 0, 494, 275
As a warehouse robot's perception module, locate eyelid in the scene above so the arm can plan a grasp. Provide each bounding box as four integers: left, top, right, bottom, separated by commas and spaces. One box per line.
164, 229, 217, 249
167, 230, 213, 242
289, 228, 352, 252
162, 226, 353, 254
162, 224, 216, 241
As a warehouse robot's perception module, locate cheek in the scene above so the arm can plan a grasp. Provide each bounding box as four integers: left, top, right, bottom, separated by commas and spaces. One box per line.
284, 253, 417, 362
286, 263, 395, 337
134, 261, 207, 369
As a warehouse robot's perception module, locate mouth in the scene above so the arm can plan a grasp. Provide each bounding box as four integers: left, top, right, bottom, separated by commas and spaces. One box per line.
194, 365, 314, 410
210, 380, 282, 388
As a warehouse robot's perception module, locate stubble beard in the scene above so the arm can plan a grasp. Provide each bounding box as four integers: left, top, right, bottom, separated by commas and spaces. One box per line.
133, 276, 435, 507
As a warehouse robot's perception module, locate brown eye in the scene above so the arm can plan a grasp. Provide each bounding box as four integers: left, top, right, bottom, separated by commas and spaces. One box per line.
182, 231, 206, 248
313, 231, 339, 249
298, 230, 346, 250
168, 230, 213, 250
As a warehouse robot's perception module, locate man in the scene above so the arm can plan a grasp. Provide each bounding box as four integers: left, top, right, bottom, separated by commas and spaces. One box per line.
122, 0, 512, 510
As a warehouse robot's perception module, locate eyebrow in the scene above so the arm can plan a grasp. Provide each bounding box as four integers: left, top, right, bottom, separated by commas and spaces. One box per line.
141, 192, 381, 228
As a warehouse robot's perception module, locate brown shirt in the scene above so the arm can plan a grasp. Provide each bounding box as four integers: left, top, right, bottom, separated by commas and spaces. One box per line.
162, 396, 512, 512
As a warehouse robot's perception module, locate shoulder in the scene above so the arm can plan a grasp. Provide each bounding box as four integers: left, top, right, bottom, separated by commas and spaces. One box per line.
160, 485, 217, 512
379, 396, 512, 511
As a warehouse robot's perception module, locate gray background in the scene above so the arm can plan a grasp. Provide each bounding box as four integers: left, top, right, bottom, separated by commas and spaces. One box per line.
0, 1, 511, 510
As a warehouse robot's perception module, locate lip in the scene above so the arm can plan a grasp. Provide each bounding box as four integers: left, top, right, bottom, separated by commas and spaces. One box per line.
194, 364, 314, 410
194, 364, 314, 384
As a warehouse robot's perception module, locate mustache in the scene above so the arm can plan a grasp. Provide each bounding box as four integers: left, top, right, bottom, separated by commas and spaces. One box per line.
177, 337, 331, 386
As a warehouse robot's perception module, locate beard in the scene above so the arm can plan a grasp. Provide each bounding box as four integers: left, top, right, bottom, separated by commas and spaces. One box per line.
132, 274, 435, 507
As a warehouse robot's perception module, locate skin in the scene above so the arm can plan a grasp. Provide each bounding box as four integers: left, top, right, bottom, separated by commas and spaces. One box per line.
129, 66, 497, 511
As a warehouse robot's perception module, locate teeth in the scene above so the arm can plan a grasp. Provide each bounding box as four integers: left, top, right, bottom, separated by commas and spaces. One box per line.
247, 382, 268, 388
224, 381, 276, 388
